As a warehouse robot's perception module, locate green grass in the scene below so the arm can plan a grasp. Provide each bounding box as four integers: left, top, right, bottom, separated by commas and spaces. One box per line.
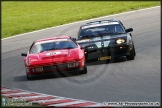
2, 1, 160, 38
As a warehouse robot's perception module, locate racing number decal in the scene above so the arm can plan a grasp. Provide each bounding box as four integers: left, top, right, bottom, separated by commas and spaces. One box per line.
92, 37, 102, 48
103, 41, 110, 47
46, 52, 61, 56
103, 36, 111, 47
90, 36, 111, 49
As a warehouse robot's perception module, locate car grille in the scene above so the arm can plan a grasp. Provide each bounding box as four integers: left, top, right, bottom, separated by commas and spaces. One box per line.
43, 64, 68, 71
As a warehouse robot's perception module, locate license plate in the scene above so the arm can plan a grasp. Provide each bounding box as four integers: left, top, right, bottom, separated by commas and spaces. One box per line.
68, 63, 76, 68
98, 56, 111, 60
35, 67, 43, 72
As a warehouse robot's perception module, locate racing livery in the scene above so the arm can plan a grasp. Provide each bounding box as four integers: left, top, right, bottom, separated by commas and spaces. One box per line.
21, 36, 87, 80
76, 19, 136, 62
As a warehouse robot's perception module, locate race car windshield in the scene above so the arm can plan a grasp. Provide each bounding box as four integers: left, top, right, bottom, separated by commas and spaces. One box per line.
79, 24, 125, 38
30, 39, 77, 54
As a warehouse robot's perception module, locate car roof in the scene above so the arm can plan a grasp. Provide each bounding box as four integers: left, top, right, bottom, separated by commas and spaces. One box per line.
35, 36, 71, 43
80, 19, 120, 28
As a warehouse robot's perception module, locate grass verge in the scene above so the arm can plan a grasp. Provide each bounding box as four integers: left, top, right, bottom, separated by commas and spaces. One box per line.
2, 1, 160, 38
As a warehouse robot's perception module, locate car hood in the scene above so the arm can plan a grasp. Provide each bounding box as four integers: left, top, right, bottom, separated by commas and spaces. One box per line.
27, 48, 82, 66
76, 34, 128, 48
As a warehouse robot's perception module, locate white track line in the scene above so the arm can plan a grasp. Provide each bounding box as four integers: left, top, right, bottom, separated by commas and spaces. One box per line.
2, 92, 32, 96
2, 89, 21, 92
32, 98, 70, 103
1, 89, 15, 92
83, 103, 104, 107
13, 95, 52, 100
1, 6, 160, 41
49, 101, 92, 107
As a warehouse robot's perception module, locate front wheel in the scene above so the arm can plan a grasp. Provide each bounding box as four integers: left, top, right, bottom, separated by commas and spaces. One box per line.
126, 47, 135, 60
26, 74, 32, 80
132, 42, 136, 56
79, 66, 87, 74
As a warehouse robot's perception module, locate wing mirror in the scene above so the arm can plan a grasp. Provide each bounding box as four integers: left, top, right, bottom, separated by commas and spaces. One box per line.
72, 38, 76, 41
21, 53, 27, 56
80, 46, 85, 50
125, 28, 133, 33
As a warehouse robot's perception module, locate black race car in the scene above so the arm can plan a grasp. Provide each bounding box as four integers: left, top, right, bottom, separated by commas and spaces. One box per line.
76, 19, 136, 62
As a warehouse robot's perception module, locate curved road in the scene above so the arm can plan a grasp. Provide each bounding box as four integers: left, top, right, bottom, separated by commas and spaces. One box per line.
2, 7, 160, 103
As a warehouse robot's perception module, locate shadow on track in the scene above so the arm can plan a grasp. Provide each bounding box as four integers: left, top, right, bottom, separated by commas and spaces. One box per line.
87, 56, 127, 66
14, 56, 127, 82
13, 71, 81, 82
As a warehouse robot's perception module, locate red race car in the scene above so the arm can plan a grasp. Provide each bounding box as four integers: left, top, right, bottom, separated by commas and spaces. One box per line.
21, 36, 87, 80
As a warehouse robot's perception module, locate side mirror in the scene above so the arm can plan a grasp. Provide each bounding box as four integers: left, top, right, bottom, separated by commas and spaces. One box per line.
72, 38, 76, 41
21, 53, 27, 56
80, 46, 85, 50
125, 28, 133, 33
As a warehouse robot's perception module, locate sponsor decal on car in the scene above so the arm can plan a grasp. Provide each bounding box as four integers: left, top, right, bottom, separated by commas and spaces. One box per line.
46, 52, 62, 56
35, 39, 68, 45
82, 22, 119, 29
76, 39, 90, 43
103, 36, 111, 47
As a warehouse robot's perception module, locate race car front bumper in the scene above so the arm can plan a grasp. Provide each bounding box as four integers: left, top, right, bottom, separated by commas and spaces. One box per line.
27, 67, 84, 78
85, 44, 133, 61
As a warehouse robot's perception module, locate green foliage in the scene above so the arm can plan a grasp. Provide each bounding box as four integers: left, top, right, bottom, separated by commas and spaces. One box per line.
2, 1, 160, 38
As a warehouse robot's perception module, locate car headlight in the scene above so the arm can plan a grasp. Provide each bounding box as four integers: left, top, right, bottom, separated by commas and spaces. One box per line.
116, 39, 126, 44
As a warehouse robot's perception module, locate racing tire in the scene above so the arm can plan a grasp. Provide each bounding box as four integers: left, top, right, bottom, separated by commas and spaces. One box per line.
134, 48, 136, 56
132, 43, 136, 56
126, 47, 135, 60
106, 57, 116, 63
26, 74, 32, 80
79, 66, 87, 74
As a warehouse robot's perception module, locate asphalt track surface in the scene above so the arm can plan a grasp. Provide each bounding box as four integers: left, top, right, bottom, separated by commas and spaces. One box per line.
2, 7, 161, 104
